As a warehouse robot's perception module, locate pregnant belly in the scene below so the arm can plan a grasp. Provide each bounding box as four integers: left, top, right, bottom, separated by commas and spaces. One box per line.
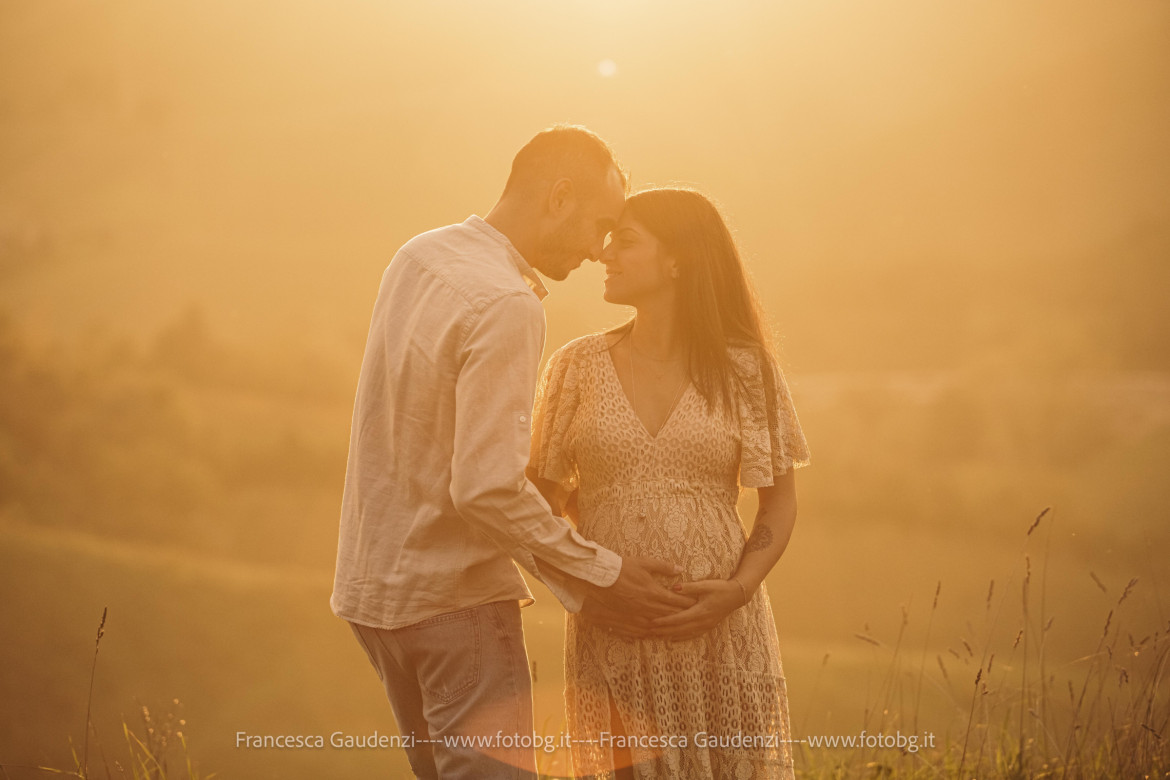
579, 495, 746, 582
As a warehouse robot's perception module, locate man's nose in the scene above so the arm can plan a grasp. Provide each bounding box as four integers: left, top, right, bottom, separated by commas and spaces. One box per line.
589, 241, 607, 262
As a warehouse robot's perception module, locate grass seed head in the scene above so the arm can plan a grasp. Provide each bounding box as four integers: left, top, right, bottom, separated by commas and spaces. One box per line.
1118, 577, 1139, 606
1027, 506, 1049, 536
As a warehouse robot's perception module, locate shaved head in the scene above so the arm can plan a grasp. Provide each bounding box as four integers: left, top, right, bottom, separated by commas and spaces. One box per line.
502, 124, 629, 202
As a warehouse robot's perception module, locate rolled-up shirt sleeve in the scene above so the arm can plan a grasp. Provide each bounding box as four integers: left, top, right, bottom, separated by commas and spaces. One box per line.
449, 291, 621, 609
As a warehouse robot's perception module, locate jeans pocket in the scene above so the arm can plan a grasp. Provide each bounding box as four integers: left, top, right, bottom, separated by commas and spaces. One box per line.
404, 607, 482, 704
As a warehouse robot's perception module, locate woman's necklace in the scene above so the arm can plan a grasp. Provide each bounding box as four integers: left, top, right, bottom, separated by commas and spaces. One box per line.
629, 341, 685, 381
628, 342, 688, 437
630, 343, 684, 362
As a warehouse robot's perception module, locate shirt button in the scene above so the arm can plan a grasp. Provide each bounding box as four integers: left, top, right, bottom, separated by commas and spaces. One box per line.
519, 415, 527, 423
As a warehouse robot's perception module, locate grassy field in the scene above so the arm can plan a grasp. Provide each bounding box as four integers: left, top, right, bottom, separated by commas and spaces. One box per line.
1, 501, 1165, 778
1, 309, 1168, 779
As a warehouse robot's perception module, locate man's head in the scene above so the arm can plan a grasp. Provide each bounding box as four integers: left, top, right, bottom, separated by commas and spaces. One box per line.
498, 125, 628, 280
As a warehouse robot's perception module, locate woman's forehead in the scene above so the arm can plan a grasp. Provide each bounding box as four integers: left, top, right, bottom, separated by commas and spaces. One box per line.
616, 212, 648, 233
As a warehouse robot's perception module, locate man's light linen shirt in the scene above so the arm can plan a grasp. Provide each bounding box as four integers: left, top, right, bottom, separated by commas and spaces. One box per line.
331, 216, 622, 630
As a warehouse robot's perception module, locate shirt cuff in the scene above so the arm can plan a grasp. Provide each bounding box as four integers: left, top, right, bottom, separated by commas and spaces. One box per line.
515, 547, 623, 613
584, 546, 622, 588
532, 559, 586, 613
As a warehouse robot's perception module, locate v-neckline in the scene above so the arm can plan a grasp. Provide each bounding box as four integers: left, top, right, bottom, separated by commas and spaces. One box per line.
601, 335, 691, 442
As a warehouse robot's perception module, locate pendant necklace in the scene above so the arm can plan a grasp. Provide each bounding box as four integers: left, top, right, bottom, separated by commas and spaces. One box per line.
629, 340, 688, 437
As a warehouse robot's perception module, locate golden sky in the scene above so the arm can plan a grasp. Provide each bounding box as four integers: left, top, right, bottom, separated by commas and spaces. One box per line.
1, 0, 1167, 365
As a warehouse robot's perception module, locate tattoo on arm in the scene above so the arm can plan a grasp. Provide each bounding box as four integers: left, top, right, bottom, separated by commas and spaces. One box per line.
745, 524, 774, 554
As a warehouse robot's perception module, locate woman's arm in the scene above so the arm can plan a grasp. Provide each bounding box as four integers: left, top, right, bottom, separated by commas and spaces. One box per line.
730, 469, 798, 599
649, 469, 798, 639
526, 469, 579, 526
526, 386, 577, 523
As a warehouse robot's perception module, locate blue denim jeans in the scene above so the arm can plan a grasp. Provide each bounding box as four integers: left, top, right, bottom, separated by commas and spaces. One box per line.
349, 601, 537, 779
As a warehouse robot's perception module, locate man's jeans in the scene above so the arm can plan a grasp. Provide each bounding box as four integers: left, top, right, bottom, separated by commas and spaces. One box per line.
349, 601, 537, 779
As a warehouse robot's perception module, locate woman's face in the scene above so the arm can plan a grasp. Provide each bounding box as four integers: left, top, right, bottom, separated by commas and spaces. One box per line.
599, 213, 677, 306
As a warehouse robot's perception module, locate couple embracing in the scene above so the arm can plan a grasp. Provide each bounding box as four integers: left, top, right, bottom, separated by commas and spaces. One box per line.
331, 125, 809, 780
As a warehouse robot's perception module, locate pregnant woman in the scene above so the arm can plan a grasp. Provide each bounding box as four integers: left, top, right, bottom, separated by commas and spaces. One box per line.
529, 188, 810, 779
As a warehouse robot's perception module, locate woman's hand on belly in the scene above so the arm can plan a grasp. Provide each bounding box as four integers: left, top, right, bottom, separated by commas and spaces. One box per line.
648, 579, 745, 640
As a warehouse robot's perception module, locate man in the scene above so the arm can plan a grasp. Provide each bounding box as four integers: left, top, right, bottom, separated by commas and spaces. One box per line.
332, 125, 691, 779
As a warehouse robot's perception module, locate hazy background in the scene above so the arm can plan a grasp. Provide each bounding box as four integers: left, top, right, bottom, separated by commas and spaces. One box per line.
2, 1, 1168, 777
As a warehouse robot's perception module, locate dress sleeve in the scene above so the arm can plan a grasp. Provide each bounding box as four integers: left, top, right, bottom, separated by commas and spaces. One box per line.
733, 346, 811, 488
530, 340, 582, 493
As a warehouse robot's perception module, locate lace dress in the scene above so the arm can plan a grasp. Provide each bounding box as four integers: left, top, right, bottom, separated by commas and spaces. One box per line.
532, 333, 810, 780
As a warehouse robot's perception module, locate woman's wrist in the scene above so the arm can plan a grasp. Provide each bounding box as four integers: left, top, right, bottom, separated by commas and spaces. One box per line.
729, 576, 749, 606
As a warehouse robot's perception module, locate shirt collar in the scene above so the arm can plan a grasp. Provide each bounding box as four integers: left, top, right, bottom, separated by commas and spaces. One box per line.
464, 215, 549, 301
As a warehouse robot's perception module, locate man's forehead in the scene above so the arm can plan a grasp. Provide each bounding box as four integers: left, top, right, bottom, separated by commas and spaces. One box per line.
599, 168, 627, 217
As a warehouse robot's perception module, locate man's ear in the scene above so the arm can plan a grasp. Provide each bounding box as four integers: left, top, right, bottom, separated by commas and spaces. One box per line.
547, 177, 575, 217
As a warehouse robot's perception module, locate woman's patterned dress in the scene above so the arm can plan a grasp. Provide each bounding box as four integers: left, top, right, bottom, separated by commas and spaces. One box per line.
532, 333, 810, 779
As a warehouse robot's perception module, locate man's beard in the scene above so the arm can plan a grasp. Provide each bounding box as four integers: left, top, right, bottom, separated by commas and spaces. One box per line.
536, 222, 586, 281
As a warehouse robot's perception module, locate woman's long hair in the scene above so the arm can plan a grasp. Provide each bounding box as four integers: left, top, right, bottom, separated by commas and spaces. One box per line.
619, 187, 780, 413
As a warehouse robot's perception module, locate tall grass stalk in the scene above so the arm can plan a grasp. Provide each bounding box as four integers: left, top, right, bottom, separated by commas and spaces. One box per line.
81, 607, 108, 780
799, 506, 1168, 780
912, 582, 941, 735
0, 612, 211, 780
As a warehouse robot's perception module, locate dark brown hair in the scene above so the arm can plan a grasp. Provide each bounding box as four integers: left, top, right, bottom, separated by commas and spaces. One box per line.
621, 187, 779, 412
